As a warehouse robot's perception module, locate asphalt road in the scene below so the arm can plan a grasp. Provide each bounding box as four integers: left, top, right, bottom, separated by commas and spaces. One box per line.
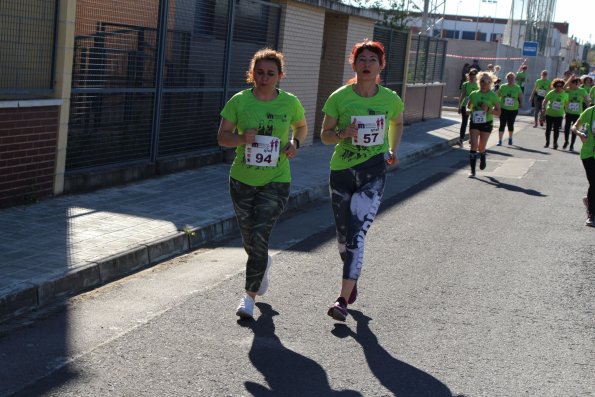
1, 115, 593, 397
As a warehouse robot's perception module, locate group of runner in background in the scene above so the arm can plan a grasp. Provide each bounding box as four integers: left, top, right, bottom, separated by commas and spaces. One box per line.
458, 61, 595, 227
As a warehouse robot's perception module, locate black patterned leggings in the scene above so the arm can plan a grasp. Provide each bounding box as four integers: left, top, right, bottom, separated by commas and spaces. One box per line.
329, 158, 386, 281
230, 177, 290, 292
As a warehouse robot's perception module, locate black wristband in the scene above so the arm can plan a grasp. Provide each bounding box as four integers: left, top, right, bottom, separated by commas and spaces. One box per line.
292, 138, 300, 149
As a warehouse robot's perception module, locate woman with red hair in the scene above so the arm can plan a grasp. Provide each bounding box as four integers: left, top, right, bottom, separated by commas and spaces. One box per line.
320, 40, 404, 321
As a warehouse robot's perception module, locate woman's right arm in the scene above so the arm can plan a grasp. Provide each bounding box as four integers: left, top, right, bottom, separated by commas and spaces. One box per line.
217, 118, 255, 147
571, 119, 587, 142
320, 115, 357, 145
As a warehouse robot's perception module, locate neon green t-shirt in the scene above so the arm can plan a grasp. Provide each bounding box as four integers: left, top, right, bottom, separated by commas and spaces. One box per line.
534, 78, 551, 97
322, 84, 404, 171
459, 81, 478, 107
544, 89, 568, 118
565, 87, 589, 115
590, 86, 595, 102
468, 89, 500, 123
220, 88, 305, 186
516, 71, 527, 87
498, 83, 522, 110
578, 106, 595, 160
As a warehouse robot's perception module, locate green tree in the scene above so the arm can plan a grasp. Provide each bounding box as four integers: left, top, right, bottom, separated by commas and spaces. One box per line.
346, 0, 421, 30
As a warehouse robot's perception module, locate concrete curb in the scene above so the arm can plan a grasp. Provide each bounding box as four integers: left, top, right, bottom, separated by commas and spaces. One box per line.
0, 139, 456, 323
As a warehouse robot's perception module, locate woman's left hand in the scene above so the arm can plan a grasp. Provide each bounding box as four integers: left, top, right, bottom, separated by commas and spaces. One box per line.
284, 141, 298, 159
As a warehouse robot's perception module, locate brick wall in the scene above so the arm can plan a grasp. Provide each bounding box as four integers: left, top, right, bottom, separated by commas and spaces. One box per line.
278, 1, 325, 146
0, 103, 60, 207
344, 17, 375, 82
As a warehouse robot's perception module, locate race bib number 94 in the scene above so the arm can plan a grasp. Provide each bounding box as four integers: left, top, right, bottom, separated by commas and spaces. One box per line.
351, 115, 385, 147
245, 135, 280, 167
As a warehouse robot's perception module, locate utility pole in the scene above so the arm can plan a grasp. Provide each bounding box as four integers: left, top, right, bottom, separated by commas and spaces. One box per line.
421, 0, 429, 35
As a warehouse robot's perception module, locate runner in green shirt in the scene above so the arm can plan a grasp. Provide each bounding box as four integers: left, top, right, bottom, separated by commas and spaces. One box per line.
218, 48, 308, 319
529, 70, 551, 127
581, 75, 594, 111
458, 69, 479, 146
320, 40, 404, 322
497, 72, 523, 145
563, 76, 591, 151
466, 71, 501, 176
570, 105, 595, 226
542, 78, 568, 149
516, 63, 528, 92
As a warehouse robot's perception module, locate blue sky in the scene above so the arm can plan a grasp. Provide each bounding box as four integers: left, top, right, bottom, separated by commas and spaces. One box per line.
358, 0, 592, 44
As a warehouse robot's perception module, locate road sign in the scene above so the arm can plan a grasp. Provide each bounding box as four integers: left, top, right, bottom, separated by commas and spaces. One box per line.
522, 41, 538, 57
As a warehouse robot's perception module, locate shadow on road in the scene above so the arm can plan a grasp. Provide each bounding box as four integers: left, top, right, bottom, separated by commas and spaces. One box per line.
507, 145, 550, 155
239, 303, 361, 397
477, 176, 547, 197
331, 310, 462, 397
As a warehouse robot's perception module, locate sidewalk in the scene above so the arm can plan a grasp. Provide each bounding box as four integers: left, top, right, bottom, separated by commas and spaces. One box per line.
0, 115, 463, 322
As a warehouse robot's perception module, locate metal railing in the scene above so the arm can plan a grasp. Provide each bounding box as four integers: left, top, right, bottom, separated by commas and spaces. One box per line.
0, 0, 59, 99
66, 0, 281, 171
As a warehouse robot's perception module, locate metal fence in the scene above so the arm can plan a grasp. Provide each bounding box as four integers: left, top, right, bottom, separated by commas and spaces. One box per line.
66, 0, 281, 171
408, 35, 447, 84
373, 25, 408, 96
0, 0, 58, 99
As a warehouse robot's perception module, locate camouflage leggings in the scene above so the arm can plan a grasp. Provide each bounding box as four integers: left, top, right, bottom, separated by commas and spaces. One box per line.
329, 158, 386, 281
230, 177, 290, 292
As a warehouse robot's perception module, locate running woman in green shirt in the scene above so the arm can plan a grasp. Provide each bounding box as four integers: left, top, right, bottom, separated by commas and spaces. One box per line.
543, 78, 568, 150
497, 72, 523, 146
516, 63, 528, 93
218, 48, 308, 319
458, 69, 479, 146
542, 78, 568, 149
571, 105, 595, 226
529, 70, 551, 127
563, 76, 591, 151
466, 71, 501, 177
320, 40, 404, 322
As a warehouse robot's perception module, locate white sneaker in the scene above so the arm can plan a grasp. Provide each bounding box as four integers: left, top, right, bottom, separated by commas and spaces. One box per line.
236, 295, 255, 319
585, 217, 594, 227
256, 255, 272, 296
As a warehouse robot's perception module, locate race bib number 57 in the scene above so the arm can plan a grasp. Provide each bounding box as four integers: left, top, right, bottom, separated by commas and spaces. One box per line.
245, 135, 280, 167
351, 115, 385, 147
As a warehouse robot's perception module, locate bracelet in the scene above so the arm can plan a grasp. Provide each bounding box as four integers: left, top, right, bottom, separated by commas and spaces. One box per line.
292, 137, 300, 149
335, 129, 343, 139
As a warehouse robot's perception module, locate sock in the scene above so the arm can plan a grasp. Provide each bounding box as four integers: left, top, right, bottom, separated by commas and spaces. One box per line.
469, 150, 477, 173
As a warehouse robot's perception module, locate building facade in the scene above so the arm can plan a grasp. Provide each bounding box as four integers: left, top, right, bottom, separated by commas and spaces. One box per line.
0, 0, 446, 208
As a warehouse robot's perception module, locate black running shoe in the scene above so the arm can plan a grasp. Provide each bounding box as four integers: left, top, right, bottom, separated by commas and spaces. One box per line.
327, 297, 348, 321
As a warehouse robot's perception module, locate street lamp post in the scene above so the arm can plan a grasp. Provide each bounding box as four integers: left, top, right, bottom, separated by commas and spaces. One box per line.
454, 0, 462, 40
478, 0, 498, 41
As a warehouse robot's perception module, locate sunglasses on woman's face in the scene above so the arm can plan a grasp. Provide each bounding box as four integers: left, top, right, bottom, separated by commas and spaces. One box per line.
571, 80, 580, 84
480, 79, 492, 84
554, 84, 563, 88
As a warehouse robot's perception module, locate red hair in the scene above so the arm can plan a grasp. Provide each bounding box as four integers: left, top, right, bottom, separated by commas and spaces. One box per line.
347, 39, 386, 84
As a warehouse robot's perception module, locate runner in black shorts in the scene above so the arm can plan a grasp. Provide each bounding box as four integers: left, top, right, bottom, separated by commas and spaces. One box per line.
466, 71, 501, 177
